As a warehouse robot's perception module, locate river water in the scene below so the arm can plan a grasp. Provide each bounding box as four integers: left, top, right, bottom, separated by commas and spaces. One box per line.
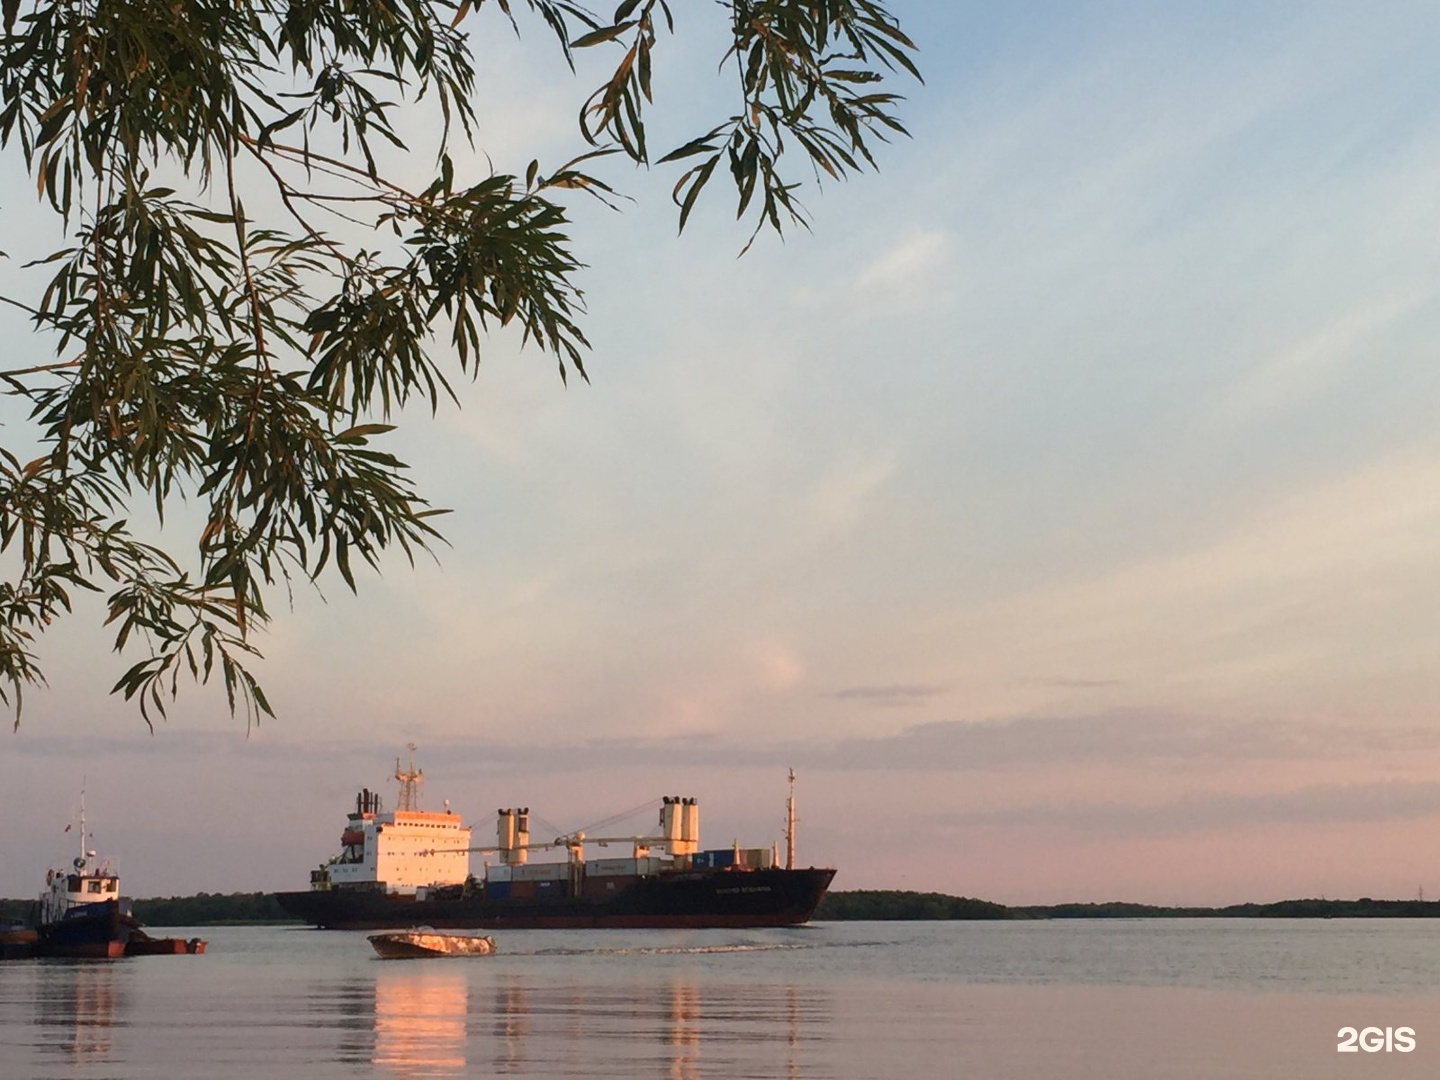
1, 919, 1437, 1078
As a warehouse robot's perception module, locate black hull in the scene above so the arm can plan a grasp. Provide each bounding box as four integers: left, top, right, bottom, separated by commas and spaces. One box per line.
0, 928, 37, 960
34, 900, 133, 959
276, 867, 836, 931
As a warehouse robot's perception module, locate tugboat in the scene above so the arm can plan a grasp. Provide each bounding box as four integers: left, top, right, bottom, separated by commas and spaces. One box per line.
29, 793, 207, 959
36, 794, 135, 958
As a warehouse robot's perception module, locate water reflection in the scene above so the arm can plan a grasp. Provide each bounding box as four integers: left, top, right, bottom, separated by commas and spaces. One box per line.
667, 982, 699, 1080
491, 978, 530, 1073
10, 924, 1440, 1079
470, 977, 828, 1078
34, 961, 121, 1067
370, 968, 468, 1078
336, 967, 829, 1078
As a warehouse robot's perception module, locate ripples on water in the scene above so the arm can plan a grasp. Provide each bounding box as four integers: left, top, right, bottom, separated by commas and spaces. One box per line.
1, 921, 1438, 1078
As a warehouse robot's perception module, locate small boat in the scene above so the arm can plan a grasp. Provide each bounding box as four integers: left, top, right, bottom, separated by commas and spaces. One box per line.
368, 927, 496, 959
0, 924, 37, 960
124, 928, 208, 956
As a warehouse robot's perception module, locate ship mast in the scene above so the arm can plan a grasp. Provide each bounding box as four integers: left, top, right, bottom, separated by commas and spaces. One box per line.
78, 786, 87, 868
395, 744, 423, 811
785, 768, 796, 871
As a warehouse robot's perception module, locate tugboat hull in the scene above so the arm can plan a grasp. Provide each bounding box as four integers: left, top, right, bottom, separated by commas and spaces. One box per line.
35, 900, 133, 958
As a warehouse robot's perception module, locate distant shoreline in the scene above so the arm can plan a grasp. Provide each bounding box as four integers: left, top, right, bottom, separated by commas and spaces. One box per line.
6, 890, 1439, 926
814, 892, 1440, 921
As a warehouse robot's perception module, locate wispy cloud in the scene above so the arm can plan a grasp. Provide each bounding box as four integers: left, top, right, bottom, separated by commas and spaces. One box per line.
938, 780, 1440, 836
806, 712, 1437, 774
826, 684, 947, 708
849, 229, 951, 314
1023, 677, 1122, 690
125, 711, 1413, 778
1215, 288, 1435, 422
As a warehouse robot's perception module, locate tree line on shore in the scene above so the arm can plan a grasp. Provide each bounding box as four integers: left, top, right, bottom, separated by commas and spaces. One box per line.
816, 894, 1440, 920
8, 891, 1440, 926
0, 892, 289, 925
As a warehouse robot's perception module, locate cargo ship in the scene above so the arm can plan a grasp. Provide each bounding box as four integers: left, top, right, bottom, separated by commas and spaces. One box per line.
275, 751, 835, 930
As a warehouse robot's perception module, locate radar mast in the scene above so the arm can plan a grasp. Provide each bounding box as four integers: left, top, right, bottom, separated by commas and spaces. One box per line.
77, 785, 87, 868
395, 744, 424, 811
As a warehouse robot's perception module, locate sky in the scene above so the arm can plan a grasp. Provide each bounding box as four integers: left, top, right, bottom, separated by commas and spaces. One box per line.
5, 1, 1440, 906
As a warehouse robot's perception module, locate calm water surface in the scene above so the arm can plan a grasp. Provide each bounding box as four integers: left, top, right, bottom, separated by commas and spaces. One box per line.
2, 919, 1438, 1078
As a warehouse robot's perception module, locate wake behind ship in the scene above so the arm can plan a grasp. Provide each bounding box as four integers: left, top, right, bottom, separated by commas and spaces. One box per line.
276, 753, 835, 931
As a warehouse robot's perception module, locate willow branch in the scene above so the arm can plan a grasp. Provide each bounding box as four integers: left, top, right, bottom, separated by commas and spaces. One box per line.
0, 359, 81, 378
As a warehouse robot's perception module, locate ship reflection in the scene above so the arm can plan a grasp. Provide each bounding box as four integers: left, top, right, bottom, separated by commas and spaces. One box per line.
352, 966, 829, 1077
34, 961, 121, 1067
492, 976, 530, 1072
666, 982, 700, 1080
370, 968, 468, 1077
478, 976, 828, 1078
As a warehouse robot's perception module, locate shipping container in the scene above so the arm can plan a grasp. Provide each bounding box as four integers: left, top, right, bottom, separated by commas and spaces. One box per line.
513, 862, 569, 882
583, 874, 638, 899
486, 880, 511, 900
692, 849, 735, 870
509, 880, 536, 900
588, 858, 641, 877
739, 848, 774, 869
486, 864, 512, 883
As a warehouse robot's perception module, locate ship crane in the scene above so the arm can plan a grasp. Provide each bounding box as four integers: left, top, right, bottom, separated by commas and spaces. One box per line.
422, 794, 701, 862
428, 832, 674, 858
420, 778, 810, 870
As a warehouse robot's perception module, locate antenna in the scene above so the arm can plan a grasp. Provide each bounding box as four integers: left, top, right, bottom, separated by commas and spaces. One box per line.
785, 768, 796, 871
395, 744, 424, 811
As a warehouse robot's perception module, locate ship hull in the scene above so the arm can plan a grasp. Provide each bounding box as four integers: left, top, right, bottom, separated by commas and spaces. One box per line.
277, 867, 836, 931
35, 900, 133, 959
0, 927, 38, 960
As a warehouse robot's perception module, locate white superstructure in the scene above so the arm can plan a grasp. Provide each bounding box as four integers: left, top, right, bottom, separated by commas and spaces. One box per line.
313, 750, 471, 895
39, 791, 121, 923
